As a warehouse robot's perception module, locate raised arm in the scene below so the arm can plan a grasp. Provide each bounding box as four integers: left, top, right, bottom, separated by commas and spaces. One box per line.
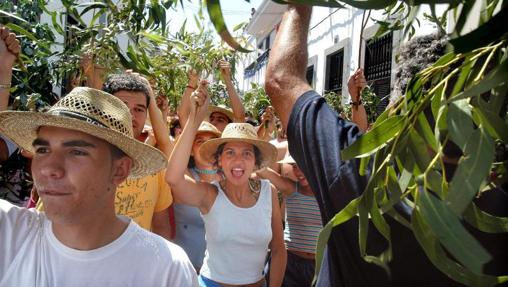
219, 60, 245, 122
265, 5, 313, 131
0, 26, 20, 112
178, 69, 199, 128
256, 106, 276, 141
257, 167, 296, 196
348, 68, 368, 132
146, 82, 173, 157
166, 80, 215, 212
0, 26, 20, 162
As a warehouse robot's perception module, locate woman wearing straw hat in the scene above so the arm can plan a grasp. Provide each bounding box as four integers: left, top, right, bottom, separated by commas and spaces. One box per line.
173, 121, 222, 272
166, 81, 286, 287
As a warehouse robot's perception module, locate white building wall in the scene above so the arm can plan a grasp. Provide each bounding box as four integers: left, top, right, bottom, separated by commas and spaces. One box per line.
239, 2, 448, 104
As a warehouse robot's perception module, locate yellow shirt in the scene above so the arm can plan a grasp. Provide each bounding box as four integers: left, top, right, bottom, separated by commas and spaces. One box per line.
36, 170, 172, 231
114, 170, 172, 230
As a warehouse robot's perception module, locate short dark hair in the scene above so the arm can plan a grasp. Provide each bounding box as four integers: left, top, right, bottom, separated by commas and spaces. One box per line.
213, 143, 262, 168
109, 144, 127, 160
103, 74, 150, 108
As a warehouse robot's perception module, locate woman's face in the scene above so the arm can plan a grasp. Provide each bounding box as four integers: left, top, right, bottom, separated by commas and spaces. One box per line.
192, 132, 218, 164
219, 142, 257, 185
292, 164, 309, 187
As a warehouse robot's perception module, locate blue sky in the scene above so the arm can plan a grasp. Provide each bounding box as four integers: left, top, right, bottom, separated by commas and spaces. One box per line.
167, 0, 262, 35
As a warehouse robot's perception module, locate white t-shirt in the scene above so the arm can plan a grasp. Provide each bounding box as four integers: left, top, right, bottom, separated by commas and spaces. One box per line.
0, 200, 198, 287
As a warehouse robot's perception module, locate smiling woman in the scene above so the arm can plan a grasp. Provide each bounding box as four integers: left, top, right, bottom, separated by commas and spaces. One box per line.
166, 81, 286, 286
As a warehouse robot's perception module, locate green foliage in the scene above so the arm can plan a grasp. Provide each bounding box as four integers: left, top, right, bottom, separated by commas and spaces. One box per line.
360, 86, 380, 123
242, 82, 271, 119
324, 88, 379, 123
0, 0, 58, 108
323, 91, 350, 119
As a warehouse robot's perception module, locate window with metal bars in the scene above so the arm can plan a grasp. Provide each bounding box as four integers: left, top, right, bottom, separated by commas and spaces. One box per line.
325, 49, 344, 94
306, 65, 314, 86
364, 32, 393, 113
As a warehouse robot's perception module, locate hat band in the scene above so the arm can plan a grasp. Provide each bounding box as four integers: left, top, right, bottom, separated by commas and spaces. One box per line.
49, 110, 107, 129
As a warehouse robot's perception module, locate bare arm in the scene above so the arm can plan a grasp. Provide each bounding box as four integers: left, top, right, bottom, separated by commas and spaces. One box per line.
146, 86, 172, 157
256, 106, 276, 141
166, 80, 215, 213
348, 68, 368, 132
0, 27, 20, 162
268, 186, 287, 287
0, 26, 20, 112
151, 208, 172, 240
178, 70, 199, 128
257, 167, 295, 196
265, 5, 313, 131
80, 54, 105, 90
219, 60, 245, 122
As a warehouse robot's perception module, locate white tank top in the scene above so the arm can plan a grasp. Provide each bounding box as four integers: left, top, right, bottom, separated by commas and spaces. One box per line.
200, 179, 272, 285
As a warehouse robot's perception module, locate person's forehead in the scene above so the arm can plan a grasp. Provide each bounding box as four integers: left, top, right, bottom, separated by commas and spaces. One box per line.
195, 132, 218, 141
36, 126, 109, 149
210, 112, 229, 120
114, 90, 147, 107
223, 141, 254, 151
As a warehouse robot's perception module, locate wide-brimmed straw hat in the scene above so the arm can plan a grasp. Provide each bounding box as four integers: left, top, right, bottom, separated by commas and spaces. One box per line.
199, 123, 277, 168
0, 87, 166, 178
208, 105, 234, 122
196, 121, 221, 138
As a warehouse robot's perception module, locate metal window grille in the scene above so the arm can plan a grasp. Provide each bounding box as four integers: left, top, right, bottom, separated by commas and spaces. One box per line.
306, 65, 314, 86
325, 49, 344, 94
365, 32, 393, 114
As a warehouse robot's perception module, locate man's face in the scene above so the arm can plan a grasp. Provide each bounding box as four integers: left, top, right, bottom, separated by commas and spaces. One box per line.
32, 126, 129, 224
192, 132, 218, 164
209, 112, 230, 132
114, 90, 147, 139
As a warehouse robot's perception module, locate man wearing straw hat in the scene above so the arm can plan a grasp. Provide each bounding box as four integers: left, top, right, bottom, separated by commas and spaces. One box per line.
0, 87, 197, 286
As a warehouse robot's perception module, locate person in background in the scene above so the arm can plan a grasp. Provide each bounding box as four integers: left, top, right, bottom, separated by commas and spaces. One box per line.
166, 80, 286, 286
102, 73, 173, 240
257, 154, 322, 287
179, 60, 246, 133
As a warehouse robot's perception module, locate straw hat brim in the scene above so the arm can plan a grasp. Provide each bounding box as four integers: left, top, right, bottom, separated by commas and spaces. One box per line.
0, 111, 166, 178
199, 137, 277, 169
196, 128, 221, 138
208, 106, 234, 122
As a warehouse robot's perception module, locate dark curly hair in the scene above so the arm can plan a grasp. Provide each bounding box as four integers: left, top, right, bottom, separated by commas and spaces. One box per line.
103, 74, 150, 108
390, 33, 447, 106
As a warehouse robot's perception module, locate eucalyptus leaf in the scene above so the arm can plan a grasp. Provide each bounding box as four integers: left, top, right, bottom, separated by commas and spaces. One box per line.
463, 202, 508, 233
341, 116, 404, 160
447, 128, 495, 215
419, 190, 491, 275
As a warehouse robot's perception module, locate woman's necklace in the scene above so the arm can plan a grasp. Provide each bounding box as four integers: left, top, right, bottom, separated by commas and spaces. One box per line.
220, 179, 261, 201
193, 166, 218, 175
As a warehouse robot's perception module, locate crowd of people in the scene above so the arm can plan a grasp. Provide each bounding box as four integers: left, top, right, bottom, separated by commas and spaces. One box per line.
0, 4, 506, 287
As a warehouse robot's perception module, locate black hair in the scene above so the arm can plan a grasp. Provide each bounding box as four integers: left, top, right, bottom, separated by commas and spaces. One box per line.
213, 142, 262, 168
169, 118, 181, 137
390, 33, 447, 105
110, 144, 127, 160
103, 74, 150, 108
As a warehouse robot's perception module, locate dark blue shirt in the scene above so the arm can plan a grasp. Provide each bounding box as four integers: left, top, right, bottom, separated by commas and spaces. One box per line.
287, 91, 468, 287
